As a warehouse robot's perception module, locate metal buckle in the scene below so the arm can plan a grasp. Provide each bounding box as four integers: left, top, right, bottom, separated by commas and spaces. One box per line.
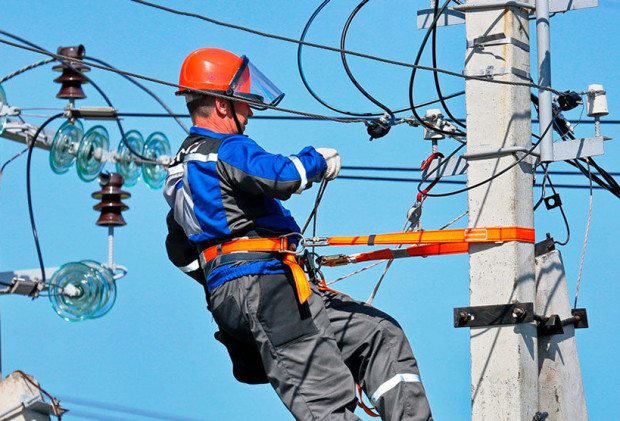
279, 232, 306, 254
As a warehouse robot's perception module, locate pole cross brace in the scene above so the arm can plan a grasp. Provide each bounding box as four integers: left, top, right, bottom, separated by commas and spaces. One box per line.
454, 302, 534, 328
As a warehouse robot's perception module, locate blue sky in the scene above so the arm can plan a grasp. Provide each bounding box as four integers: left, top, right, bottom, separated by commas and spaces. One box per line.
1, 1, 618, 419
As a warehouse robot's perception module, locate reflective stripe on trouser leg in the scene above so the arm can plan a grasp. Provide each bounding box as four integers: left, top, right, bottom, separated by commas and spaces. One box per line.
319, 288, 433, 421
371, 373, 421, 404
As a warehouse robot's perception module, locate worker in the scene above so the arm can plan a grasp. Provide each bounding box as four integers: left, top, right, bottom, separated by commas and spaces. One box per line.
164, 47, 433, 421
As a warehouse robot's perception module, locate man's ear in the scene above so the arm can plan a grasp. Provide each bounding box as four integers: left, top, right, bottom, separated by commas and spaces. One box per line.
214, 97, 229, 117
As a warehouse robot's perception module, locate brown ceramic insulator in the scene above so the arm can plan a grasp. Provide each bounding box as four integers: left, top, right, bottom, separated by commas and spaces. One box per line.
56, 84, 87, 99
52, 62, 90, 73
53, 45, 90, 100
95, 211, 127, 227
93, 172, 130, 227
57, 45, 86, 60
91, 187, 130, 199
93, 201, 129, 211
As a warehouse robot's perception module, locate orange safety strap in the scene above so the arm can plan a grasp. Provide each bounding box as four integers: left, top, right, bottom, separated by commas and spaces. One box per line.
202, 237, 312, 304
321, 226, 535, 247
320, 243, 471, 267
356, 384, 380, 418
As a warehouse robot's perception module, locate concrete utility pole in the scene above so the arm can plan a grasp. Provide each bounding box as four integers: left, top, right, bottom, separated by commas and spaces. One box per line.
535, 248, 588, 419
464, 2, 537, 420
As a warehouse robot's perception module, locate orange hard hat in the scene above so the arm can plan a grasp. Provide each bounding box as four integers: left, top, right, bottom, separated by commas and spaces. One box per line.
177, 48, 284, 108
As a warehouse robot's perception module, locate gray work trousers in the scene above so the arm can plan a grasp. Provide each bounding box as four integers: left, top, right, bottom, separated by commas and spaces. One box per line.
209, 270, 433, 421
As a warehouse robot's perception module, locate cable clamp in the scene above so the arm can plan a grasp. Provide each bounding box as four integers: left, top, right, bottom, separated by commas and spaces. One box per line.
64, 105, 118, 120
453, 1, 535, 12
0, 104, 20, 117
467, 33, 529, 53
463, 66, 530, 80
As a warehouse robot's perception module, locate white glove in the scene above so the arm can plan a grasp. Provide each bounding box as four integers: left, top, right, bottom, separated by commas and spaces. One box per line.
316, 148, 341, 181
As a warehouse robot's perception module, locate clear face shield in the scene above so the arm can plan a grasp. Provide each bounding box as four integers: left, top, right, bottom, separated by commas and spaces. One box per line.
227, 56, 285, 110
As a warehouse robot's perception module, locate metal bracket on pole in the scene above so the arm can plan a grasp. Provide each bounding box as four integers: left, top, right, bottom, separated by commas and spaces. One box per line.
417, 0, 598, 29
535, 308, 588, 336
463, 65, 531, 80
0, 118, 55, 149
454, 302, 534, 328
0, 268, 58, 298
453, 1, 536, 12
551, 136, 605, 161
467, 33, 530, 53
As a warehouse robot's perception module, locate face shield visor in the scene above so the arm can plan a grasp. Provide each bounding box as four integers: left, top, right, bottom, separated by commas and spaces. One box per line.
227, 56, 284, 110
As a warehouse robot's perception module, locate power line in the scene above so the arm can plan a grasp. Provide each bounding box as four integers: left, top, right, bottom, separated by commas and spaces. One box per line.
0, 37, 366, 124
337, 174, 604, 190
125, 0, 564, 95
58, 396, 204, 421
341, 165, 620, 177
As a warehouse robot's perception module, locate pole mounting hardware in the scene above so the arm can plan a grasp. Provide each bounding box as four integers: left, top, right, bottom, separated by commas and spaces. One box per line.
454, 302, 534, 328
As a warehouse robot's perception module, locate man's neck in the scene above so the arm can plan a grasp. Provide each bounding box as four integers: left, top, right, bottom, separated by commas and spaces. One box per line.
192, 115, 236, 134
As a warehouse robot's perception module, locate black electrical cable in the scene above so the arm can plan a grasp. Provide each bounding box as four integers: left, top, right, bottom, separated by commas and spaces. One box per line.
409, 0, 466, 137
116, 91, 467, 120
419, 110, 559, 198
532, 93, 620, 198
337, 174, 602, 190
546, 173, 571, 246
85, 56, 189, 134
0, 34, 562, 125
0, 31, 154, 162
340, 165, 620, 177
430, 0, 466, 130
297, 0, 369, 116
27, 113, 64, 283
301, 179, 328, 235
123, 1, 564, 95
340, 0, 394, 120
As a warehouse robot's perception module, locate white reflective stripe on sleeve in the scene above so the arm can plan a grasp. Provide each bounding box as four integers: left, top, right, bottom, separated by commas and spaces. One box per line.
371, 373, 421, 404
167, 164, 184, 176
184, 153, 218, 163
178, 260, 200, 273
289, 156, 307, 194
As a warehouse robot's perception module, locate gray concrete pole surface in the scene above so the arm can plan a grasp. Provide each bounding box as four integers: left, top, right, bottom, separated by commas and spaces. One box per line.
464, 2, 537, 420
535, 249, 588, 420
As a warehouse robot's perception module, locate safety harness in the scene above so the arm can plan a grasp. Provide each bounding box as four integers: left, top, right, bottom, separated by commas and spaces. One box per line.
200, 236, 312, 304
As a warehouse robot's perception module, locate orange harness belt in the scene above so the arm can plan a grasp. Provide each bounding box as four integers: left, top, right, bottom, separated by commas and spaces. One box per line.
202, 238, 312, 304
313, 227, 535, 267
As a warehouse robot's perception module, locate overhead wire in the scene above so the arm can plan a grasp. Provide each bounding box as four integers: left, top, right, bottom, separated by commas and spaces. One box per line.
409, 0, 466, 137
430, 0, 466, 130
57, 395, 203, 421
0, 31, 154, 162
26, 113, 64, 284
124, 0, 564, 95
418, 110, 561, 198
0, 37, 367, 124
115, 91, 467, 120
84, 55, 189, 134
0, 57, 54, 84
340, 0, 394, 120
